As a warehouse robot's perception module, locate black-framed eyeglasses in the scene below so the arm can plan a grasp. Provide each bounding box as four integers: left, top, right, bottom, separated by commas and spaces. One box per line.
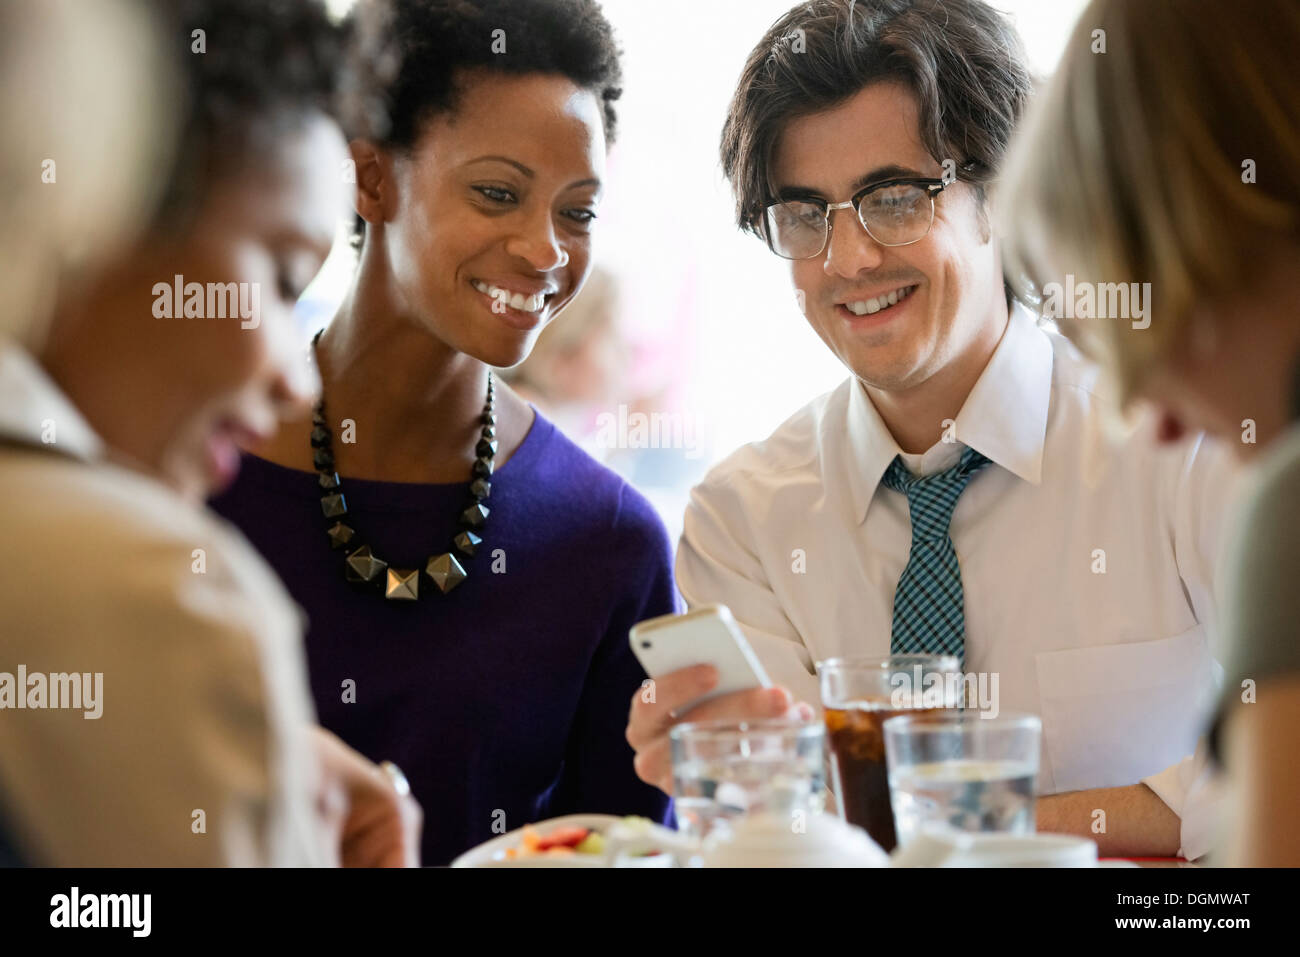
759, 176, 955, 260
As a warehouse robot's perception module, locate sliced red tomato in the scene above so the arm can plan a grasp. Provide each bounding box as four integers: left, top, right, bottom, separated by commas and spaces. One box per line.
534, 826, 591, 850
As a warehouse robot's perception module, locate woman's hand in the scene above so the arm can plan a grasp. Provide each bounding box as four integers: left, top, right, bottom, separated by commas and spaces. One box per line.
311, 726, 423, 867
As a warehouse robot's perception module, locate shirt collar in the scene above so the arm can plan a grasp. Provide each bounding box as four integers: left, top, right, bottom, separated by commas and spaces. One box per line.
841, 300, 1053, 524
0, 338, 105, 462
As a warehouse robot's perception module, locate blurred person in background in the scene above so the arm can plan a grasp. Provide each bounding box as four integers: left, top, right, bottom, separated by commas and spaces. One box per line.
498, 264, 629, 453
211, 0, 675, 866
0, 0, 419, 866
625, 0, 1239, 859
1001, 0, 1300, 866
500, 264, 708, 536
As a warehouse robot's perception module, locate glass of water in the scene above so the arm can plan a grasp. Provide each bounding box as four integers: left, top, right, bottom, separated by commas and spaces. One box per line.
883, 712, 1041, 847
669, 719, 826, 843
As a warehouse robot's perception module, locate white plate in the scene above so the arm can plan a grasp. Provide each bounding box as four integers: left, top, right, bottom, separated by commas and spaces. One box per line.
450, 814, 623, 868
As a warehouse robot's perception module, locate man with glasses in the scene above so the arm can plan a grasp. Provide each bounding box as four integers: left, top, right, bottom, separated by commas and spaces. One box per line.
625, 0, 1236, 859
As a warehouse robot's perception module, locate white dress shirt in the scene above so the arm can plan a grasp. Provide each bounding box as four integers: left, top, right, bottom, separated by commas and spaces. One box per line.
677, 302, 1238, 859
0, 340, 330, 865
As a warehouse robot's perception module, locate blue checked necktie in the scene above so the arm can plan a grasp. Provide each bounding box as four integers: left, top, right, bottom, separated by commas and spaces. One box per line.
881, 445, 991, 666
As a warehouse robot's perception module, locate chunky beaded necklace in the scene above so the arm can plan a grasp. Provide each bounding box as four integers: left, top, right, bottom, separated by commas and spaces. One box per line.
308, 330, 496, 599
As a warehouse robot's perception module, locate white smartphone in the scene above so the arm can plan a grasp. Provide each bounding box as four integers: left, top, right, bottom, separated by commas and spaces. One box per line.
629, 604, 771, 714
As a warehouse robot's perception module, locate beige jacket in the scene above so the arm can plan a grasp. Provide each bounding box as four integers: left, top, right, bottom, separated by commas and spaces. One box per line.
0, 340, 329, 865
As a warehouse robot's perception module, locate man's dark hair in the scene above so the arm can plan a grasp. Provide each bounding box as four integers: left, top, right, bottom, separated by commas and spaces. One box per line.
153, 0, 391, 232
721, 0, 1032, 235
349, 0, 624, 246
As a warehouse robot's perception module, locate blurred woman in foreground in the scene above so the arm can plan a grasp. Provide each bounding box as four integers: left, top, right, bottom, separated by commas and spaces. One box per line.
1002, 0, 1300, 865
0, 0, 418, 865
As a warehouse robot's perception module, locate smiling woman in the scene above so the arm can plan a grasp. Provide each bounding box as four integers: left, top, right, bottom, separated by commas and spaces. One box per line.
38, 0, 387, 502
210, 0, 677, 866
368, 70, 609, 360
0, 0, 416, 867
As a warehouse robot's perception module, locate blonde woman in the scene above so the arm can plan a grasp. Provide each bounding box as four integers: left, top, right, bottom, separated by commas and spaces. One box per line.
1002, 0, 1300, 865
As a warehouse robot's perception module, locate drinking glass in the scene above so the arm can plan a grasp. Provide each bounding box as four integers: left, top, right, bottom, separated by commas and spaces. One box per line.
816, 654, 962, 852
669, 719, 826, 843
884, 711, 1042, 847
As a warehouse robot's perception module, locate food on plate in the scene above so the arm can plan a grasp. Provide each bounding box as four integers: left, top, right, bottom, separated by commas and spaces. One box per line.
501, 817, 656, 861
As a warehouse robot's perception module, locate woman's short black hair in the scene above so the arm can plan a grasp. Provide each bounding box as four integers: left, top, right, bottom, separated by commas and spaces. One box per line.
349, 0, 624, 245
153, 0, 392, 231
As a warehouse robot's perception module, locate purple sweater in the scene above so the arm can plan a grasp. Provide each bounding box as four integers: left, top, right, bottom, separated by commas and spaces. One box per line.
211, 412, 677, 865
